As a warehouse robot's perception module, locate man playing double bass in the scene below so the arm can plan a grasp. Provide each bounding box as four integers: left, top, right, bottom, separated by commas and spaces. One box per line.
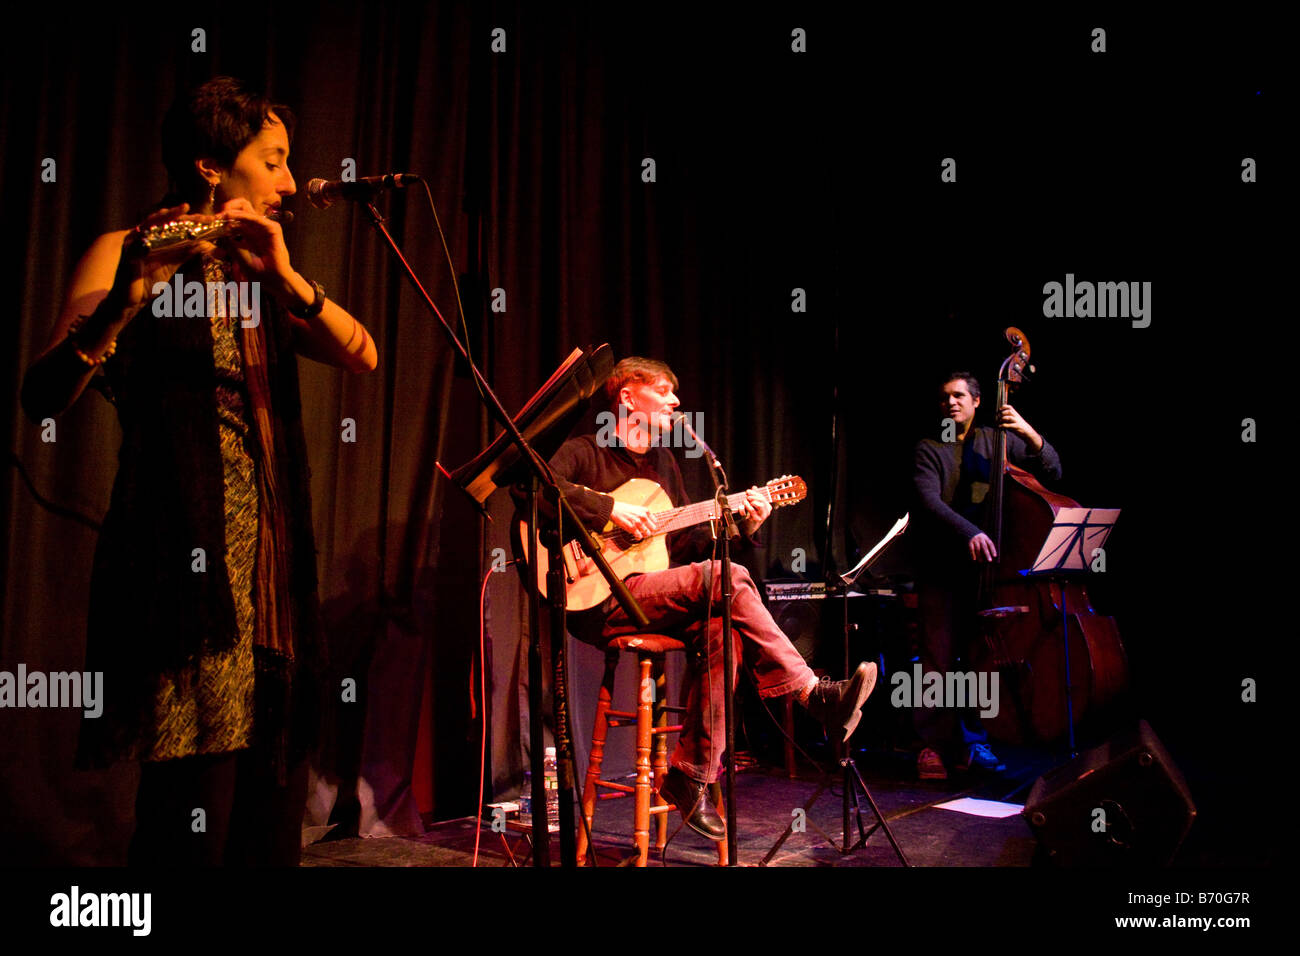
911, 372, 1062, 779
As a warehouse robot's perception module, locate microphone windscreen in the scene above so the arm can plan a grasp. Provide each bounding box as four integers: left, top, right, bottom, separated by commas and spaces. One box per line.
305, 178, 333, 209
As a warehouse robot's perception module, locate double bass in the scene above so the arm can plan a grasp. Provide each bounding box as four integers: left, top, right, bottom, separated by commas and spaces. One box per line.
973, 327, 1128, 745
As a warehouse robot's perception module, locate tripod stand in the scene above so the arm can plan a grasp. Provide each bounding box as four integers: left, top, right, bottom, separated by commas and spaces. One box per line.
760, 582, 910, 866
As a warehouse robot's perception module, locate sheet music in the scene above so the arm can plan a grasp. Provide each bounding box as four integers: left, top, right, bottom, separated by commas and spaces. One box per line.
1028, 507, 1120, 574
513, 347, 585, 422
446, 345, 612, 504
839, 513, 909, 585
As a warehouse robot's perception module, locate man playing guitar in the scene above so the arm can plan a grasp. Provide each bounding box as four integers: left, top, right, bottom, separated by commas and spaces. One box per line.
531, 356, 876, 841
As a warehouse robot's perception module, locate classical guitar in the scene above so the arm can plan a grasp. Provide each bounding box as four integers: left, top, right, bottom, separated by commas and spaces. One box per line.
515, 475, 807, 611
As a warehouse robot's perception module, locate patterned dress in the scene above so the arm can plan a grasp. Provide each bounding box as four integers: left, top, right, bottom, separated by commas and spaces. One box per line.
139, 254, 258, 760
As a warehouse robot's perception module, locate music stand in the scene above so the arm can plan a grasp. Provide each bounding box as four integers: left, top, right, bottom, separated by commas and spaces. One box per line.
356, 193, 647, 873
1022, 507, 1121, 756
760, 515, 911, 866
444, 344, 650, 868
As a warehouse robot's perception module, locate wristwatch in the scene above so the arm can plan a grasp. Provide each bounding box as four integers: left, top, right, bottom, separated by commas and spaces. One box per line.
290, 279, 325, 319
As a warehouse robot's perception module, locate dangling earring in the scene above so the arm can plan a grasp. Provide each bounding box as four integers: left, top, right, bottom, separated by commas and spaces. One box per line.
207, 181, 217, 211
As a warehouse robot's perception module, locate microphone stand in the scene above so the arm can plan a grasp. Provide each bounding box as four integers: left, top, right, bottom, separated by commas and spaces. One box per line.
357, 200, 649, 867
686, 421, 739, 865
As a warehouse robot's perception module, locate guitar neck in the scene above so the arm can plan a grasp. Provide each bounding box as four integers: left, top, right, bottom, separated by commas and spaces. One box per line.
652, 488, 768, 536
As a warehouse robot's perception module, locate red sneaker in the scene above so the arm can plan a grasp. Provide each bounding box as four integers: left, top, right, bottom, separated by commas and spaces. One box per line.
917, 748, 948, 780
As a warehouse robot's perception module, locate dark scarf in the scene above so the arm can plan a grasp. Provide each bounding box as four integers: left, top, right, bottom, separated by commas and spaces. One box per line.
238, 270, 296, 664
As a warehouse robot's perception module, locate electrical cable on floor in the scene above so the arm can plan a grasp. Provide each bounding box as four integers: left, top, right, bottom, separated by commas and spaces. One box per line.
477, 553, 602, 865
658, 817, 687, 867
472, 561, 496, 866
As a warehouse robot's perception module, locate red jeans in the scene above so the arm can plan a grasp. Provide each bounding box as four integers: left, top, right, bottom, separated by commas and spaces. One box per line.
572, 560, 814, 783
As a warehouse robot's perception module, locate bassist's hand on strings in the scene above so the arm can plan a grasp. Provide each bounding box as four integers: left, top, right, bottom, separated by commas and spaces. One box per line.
968, 532, 997, 562
610, 501, 658, 540
998, 404, 1044, 453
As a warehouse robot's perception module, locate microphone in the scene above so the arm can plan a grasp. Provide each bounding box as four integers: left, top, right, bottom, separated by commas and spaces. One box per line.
669, 411, 700, 435
306, 173, 421, 209
670, 411, 720, 465
672, 412, 732, 519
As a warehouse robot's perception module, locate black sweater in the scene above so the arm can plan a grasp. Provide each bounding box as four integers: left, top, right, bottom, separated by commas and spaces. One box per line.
527, 434, 715, 566
912, 425, 1063, 551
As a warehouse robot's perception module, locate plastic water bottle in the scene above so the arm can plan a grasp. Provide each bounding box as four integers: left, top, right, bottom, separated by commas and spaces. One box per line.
519, 770, 532, 827
544, 747, 559, 829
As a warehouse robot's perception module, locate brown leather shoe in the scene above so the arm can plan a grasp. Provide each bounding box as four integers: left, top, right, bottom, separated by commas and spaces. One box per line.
658, 767, 725, 841
805, 662, 878, 743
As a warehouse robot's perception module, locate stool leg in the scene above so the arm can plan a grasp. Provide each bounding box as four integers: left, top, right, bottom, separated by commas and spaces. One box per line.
709, 783, 728, 866
651, 654, 670, 851
576, 651, 618, 866
634, 654, 654, 866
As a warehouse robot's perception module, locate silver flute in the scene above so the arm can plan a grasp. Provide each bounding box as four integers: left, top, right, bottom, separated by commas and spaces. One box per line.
138, 209, 294, 252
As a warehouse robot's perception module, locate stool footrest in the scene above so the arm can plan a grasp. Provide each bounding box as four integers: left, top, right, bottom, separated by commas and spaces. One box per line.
607, 716, 682, 732
595, 780, 635, 795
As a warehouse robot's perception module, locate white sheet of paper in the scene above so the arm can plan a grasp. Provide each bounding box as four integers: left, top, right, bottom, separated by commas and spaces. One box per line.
933, 797, 1024, 819
1029, 507, 1120, 573
839, 512, 909, 584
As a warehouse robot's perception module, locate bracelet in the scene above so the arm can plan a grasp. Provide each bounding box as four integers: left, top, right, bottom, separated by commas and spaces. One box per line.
67, 315, 117, 367
290, 279, 325, 319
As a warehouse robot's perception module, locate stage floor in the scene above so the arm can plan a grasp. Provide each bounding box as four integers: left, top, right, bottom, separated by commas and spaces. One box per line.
300, 734, 1256, 869
302, 749, 1052, 868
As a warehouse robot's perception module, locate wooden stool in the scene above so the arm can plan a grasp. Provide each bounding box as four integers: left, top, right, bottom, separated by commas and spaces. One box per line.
575, 634, 727, 866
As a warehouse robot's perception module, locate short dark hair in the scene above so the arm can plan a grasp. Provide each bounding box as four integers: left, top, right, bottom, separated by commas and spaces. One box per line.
161, 76, 295, 205
940, 371, 981, 401
605, 357, 678, 410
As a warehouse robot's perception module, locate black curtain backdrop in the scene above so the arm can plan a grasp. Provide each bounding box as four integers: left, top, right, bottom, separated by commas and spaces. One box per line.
1, 6, 1282, 866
